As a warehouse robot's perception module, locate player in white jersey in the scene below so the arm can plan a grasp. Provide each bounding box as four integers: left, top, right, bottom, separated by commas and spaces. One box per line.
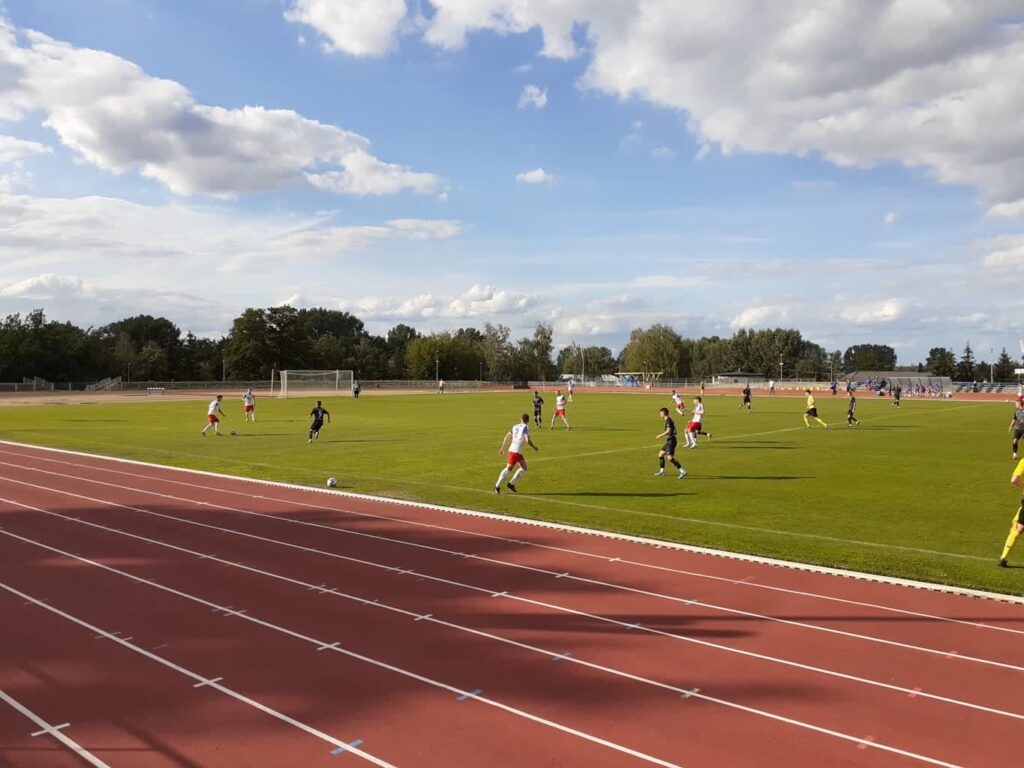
567, 379, 574, 403
671, 389, 686, 415
242, 388, 256, 422
684, 396, 712, 447
550, 391, 571, 430
201, 395, 226, 436
495, 413, 538, 493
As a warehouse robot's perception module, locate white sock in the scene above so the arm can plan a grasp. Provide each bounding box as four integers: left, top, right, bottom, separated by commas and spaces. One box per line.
496, 467, 511, 486
510, 468, 525, 485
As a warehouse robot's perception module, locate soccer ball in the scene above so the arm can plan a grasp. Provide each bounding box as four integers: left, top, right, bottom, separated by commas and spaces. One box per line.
326, 477, 338, 488
230, 430, 237, 436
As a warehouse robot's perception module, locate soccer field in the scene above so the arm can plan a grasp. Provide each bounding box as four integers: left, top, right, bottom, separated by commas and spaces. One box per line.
0, 390, 1018, 595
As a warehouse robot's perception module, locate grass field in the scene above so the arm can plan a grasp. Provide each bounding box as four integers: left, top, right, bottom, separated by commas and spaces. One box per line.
0, 390, 1020, 595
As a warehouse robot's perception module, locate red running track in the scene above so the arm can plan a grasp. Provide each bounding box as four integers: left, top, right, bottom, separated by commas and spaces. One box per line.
0, 441, 1020, 767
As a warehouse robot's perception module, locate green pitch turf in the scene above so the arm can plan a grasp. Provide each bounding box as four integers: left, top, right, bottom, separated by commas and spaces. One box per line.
0, 391, 1019, 595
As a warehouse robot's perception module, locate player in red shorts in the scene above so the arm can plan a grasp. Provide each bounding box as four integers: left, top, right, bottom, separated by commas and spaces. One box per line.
242, 388, 256, 422
201, 395, 225, 436
550, 391, 571, 430
495, 413, 538, 493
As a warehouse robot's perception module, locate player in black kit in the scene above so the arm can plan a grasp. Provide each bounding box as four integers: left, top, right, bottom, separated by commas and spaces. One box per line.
308, 401, 331, 443
654, 407, 687, 479
532, 391, 544, 427
740, 384, 752, 412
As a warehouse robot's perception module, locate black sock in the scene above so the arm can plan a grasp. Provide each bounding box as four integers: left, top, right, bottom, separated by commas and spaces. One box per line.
659, 457, 665, 469
671, 459, 681, 469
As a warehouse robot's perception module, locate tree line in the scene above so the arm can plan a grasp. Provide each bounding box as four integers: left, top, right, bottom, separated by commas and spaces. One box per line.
0, 306, 1018, 383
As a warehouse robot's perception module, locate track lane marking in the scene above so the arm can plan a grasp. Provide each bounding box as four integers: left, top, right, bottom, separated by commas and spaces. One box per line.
0, 690, 111, 768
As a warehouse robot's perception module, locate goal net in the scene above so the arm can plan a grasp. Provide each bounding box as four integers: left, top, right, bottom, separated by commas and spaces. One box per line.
279, 370, 354, 398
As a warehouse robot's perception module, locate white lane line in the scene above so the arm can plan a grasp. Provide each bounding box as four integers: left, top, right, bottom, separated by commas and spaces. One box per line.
0, 439, 1014, 605
0, 542, 681, 768
0, 528, 965, 767
0, 585, 396, 768
1, 449, 1012, 634
3, 502, 1021, 729
0, 466, 1014, 670
0, 690, 111, 768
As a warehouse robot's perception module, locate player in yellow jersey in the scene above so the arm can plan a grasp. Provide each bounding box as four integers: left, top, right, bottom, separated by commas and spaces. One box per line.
802, 389, 828, 429
998, 459, 1024, 566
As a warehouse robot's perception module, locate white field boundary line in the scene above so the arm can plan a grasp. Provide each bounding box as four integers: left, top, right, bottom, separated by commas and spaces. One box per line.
0, 689, 112, 768
0, 525, 969, 767
0, 534, 681, 768
0, 438, 1018, 607
1, 465, 1019, 672
406, 402, 983, 478
4, 489, 1024, 723
1, 448, 1016, 637
0, 585, 395, 768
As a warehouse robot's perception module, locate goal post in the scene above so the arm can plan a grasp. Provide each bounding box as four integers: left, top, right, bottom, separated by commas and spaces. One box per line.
279, 370, 354, 398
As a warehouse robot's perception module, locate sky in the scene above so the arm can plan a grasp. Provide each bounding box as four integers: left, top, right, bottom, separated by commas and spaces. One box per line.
0, 0, 1023, 364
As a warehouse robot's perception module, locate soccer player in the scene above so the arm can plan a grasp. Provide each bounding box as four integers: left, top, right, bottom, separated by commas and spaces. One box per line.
308, 401, 330, 443
532, 391, 544, 427
495, 413, 538, 493
998, 459, 1024, 566
803, 389, 828, 429
655, 407, 687, 478
352, 381, 361, 399
201, 395, 226, 436
242, 388, 256, 422
438, 379, 445, 394
699, 380, 706, 397
739, 384, 752, 412
567, 379, 574, 403
550, 390, 571, 430
1009, 403, 1024, 459
847, 392, 860, 426
685, 396, 712, 447
892, 384, 902, 408
671, 389, 686, 415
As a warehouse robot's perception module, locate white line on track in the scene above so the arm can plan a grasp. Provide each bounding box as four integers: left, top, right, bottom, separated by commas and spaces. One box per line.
0, 524, 965, 767
0, 689, 112, 768
0, 536, 682, 768
1, 446, 1012, 637
0, 464, 1014, 672
0, 585, 396, 768
3, 492, 1021, 726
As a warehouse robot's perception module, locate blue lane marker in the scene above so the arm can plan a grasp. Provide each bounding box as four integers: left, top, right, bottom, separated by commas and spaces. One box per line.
456, 688, 482, 701
330, 739, 364, 756
552, 651, 571, 661
626, 622, 643, 630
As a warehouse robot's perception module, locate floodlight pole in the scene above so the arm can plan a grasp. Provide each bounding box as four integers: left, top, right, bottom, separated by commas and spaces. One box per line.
435, 354, 439, 383
991, 348, 995, 382
779, 353, 783, 382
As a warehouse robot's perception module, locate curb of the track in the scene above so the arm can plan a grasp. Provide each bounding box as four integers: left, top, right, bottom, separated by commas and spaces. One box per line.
3, 438, 1022, 607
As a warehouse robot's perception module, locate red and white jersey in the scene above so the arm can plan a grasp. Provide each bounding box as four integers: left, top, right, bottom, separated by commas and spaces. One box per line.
508, 423, 530, 453
242, 392, 256, 407
692, 403, 705, 423
207, 399, 221, 416
555, 395, 566, 410
671, 393, 683, 406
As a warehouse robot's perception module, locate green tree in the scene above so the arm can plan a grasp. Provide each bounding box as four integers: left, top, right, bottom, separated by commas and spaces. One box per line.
133, 341, 170, 380
517, 322, 555, 381
842, 344, 897, 371
620, 324, 684, 378
557, 345, 617, 377
956, 342, 976, 381
994, 348, 1016, 381
925, 347, 956, 377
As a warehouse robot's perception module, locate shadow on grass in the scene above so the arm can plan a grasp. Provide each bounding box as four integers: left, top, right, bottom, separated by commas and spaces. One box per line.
699, 476, 812, 481
531, 491, 695, 498
714, 445, 797, 450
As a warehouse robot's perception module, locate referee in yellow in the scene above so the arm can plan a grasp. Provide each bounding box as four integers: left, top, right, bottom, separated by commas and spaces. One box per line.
802, 389, 829, 429
998, 459, 1024, 567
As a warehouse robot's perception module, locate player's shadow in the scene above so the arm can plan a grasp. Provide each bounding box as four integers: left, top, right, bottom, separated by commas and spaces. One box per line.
532, 492, 695, 498
699, 475, 811, 481
715, 444, 796, 450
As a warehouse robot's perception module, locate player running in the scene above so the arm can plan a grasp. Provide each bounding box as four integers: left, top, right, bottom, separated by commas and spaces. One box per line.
739, 384, 752, 412
892, 384, 902, 408
532, 391, 544, 427
803, 389, 829, 429
671, 389, 686, 415
998, 459, 1024, 566
567, 379, 575, 403
684, 396, 712, 447
201, 395, 226, 436
1009, 404, 1024, 459
550, 391, 571, 430
242, 388, 256, 422
495, 413, 538, 493
847, 392, 860, 426
655, 408, 686, 478
308, 401, 331, 443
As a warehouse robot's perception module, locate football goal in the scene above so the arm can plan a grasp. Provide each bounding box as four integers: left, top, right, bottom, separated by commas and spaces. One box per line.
279, 370, 354, 398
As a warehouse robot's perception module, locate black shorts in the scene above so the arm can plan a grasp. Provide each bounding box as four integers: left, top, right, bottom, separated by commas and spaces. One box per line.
1017, 500, 1024, 525
661, 439, 678, 455
805, 408, 818, 418
311, 420, 324, 432
742, 395, 751, 403
1015, 429, 1024, 440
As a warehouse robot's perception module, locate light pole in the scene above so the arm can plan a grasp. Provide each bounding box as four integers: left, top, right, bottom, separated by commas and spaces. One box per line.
435, 354, 439, 383
990, 348, 995, 382
479, 361, 483, 382
779, 353, 783, 382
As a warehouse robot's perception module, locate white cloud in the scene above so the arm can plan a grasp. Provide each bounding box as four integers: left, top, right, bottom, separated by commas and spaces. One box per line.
0, 135, 50, 164
837, 298, 905, 324
305, 1, 1024, 216
512, 62, 532, 73
0, 20, 440, 198
339, 284, 534, 321
883, 211, 899, 225
650, 146, 675, 160
284, 0, 407, 57
517, 83, 548, 109
516, 167, 554, 184
730, 305, 790, 328
982, 235, 1024, 269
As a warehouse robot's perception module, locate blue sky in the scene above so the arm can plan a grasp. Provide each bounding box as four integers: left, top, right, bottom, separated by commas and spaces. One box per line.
1, 0, 1022, 364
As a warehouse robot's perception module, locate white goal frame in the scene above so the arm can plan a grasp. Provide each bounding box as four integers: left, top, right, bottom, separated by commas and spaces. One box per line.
279, 370, 354, 398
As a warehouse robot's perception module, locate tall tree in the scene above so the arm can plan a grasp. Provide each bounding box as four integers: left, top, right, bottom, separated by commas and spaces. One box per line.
956, 342, 976, 381
842, 344, 897, 371
995, 348, 1016, 381
620, 324, 684, 378
925, 347, 957, 378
